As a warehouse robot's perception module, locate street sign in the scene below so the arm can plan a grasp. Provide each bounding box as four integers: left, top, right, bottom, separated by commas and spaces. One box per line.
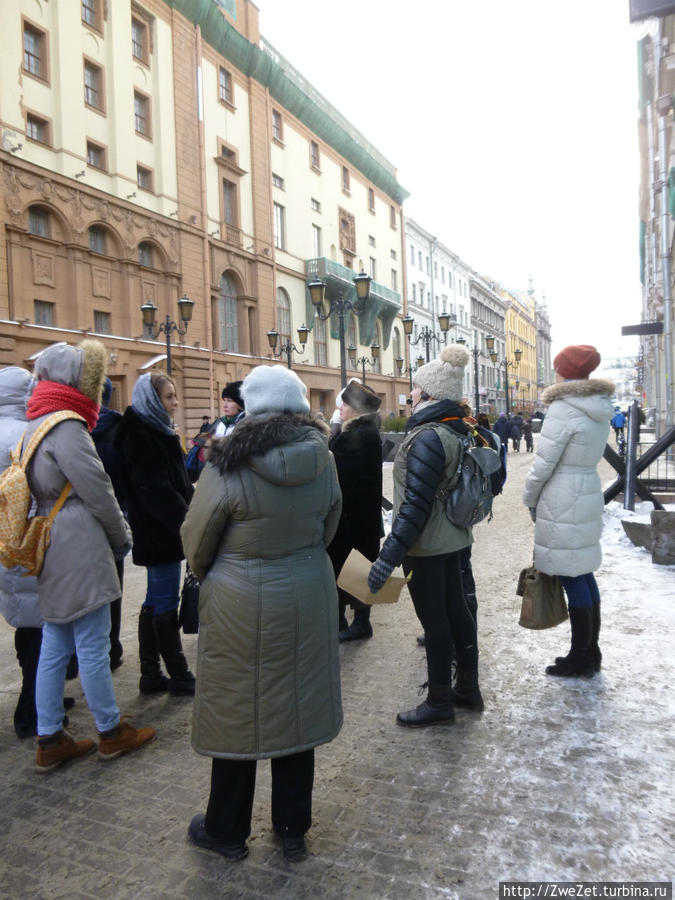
621, 322, 664, 336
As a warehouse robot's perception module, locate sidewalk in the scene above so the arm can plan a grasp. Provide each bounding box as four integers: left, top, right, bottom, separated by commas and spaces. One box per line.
0, 442, 673, 899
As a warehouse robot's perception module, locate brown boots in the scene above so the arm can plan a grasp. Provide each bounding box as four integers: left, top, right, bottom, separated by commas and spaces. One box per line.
36, 720, 155, 771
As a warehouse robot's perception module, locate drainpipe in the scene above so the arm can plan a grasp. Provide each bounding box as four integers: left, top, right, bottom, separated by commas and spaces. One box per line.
647, 99, 662, 435
195, 26, 215, 417
656, 23, 674, 430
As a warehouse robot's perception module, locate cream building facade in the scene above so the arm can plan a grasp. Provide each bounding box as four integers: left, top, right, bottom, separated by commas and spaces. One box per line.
0, 0, 409, 433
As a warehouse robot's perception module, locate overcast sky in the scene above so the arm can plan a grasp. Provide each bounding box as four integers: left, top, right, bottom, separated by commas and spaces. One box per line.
257, 0, 647, 361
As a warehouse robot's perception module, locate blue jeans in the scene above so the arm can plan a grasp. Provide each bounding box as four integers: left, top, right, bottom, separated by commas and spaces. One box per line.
36, 603, 119, 736
143, 561, 182, 615
559, 573, 600, 610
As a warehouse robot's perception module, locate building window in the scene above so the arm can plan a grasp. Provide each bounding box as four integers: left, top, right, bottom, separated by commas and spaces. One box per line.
28, 207, 50, 238
216, 273, 239, 352
131, 17, 149, 63
310, 140, 320, 170
391, 269, 398, 291
273, 202, 285, 251
276, 287, 291, 345
338, 208, 356, 255
312, 224, 322, 258
26, 113, 50, 146
87, 140, 106, 170
390, 249, 397, 260
138, 242, 153, 267
34, 300, 54, 326
272, 109, 283, 142
441, 266, 445, 284
342, 166, 350, 193
81, 0, 101, 30
89, 226, 106, 254
310, 197, 321, 213
368, 187, 375, 212
137, 165, 153, 192
369, 257, 377, 280
434, 261, 438, 277
218, 66, 233, 104
368, 235, 376, 247
94, 310, 111, 334
272, 173, 284, 189
84, 60, 103, 111
390, 205, 397, 229
134, 91, 150, 137
393, 327, 401, 361
314, 315, 327, 367
418, 251, 422, 269
412, 283, 417, 303
223, 179, 238, 226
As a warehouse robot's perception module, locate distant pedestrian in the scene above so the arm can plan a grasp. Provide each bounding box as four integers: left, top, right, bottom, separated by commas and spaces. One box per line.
198, 415, 212, 434
182, 364, 342, 863
25, 340, 154, 771
510, 412, 523, 452
493, 412, 510, 449
522, 417, 534, 452
213, 382, 245, 437
327, 380, 383, 642
523, 344, 614, 678
116, 372, 195, 697
611, 407, 625, 444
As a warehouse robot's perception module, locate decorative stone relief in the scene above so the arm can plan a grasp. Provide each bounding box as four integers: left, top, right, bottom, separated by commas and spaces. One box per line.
141, 281, 156, 303
92, 267, 111, 298
32, 251, 55, 287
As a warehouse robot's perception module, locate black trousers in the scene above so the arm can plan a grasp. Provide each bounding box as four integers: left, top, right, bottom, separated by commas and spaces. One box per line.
205, 749, 315, 844
109, 559, 124, 664
403, 551, 478, 685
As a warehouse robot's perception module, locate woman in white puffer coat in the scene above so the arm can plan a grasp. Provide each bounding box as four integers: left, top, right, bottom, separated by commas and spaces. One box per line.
523, 344, 614, 678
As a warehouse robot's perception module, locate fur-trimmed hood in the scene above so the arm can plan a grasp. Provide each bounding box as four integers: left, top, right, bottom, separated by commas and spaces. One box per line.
209, 412, 331, 484
340, 411, 381, 434
542, 378, 615, 424
33, 339, 107, 403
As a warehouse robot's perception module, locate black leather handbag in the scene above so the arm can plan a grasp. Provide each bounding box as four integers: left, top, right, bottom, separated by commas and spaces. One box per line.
178, 565, 200, 634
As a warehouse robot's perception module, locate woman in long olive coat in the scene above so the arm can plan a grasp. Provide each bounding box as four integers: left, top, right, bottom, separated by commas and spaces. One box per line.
181, 364, 342, 863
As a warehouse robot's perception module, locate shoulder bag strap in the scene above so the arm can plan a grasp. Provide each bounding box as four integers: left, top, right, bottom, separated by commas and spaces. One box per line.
20, 411, 86, 470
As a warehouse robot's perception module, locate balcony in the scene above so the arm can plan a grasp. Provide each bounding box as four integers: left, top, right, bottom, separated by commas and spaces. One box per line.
304, 257, 402, 349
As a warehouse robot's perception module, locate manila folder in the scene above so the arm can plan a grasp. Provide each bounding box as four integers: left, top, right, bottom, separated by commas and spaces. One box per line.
337, 549, 409, 606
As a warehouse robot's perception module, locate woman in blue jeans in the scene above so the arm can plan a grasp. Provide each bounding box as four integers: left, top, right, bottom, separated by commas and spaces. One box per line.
523, 344, 614, 677
116, 372, 195, 696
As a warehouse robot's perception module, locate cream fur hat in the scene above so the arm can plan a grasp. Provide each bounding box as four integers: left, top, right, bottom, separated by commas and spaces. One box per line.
241, 364, 310, 416
413, 344, 469, 402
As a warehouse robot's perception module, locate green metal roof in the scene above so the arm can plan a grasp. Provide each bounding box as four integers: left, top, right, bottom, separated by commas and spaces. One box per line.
165, 0, 409, 204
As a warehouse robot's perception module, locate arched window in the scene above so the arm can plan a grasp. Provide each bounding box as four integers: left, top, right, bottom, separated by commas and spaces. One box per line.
138, 242, 153, 268
314, 315, 327, 367
28, 205, 50, 238
276, 287, 291, 345
216, 273, 239, 352
346, 314, 357, 369
88, 225, 107, 255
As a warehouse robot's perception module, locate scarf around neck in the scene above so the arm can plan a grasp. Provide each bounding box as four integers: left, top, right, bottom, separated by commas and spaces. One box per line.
131, 373, 175, 435
27, 380, 99, 432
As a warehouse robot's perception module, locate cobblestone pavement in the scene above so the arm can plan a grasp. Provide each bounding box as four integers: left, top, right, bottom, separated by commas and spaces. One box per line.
1, 438, 673, 899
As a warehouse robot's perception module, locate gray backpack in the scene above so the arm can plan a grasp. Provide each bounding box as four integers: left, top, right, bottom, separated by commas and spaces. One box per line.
439, 437, 502, 529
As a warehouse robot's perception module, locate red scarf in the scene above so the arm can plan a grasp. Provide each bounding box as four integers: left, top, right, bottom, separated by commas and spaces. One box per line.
27, 381, 100, 432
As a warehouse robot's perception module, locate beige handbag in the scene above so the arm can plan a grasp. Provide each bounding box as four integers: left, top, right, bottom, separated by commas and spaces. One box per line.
517, 560, 568, 630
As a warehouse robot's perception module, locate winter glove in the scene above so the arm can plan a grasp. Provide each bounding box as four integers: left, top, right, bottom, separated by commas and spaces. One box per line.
529, 507, 537, 523
368, 557, 395, 594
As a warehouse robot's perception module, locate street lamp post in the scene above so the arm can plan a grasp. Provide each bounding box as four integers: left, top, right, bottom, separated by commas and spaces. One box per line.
140, 294, 194, 378
395, 353, 425, 391
307, 271, 372, 388
266, 323, 310, 369
349, 341, 380, 384
487, 335, 522, 414
401, 311, 455, 362
455, 337, 481, 415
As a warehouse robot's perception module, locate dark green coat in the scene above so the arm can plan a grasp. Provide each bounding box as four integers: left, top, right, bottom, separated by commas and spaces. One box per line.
181, 413, 343, 760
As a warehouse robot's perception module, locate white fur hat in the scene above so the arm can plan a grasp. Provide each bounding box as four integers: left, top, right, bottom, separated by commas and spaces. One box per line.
413, 344, 469, 402
241, 364, 310, 416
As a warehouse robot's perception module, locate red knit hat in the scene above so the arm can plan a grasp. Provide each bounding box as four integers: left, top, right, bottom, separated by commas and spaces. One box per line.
553, 344, 601, 379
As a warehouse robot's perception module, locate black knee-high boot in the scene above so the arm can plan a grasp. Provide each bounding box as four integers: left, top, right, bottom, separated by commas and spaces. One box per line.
555, 598, 601, 672
14, 627, 42, 739
338, 605, 372, 642
546, 607, 594, 677
153, 609, 195, 696
138, 606, 169, 694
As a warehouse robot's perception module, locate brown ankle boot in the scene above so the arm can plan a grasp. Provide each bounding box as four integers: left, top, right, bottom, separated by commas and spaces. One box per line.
97, 718, 155, 760
35, 729, 95, 772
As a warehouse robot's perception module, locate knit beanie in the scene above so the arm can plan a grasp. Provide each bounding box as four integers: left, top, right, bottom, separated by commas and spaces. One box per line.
413, 345, 469, 401
221, 380, 244, 409
240, 365, 310, 416
341, 380, 381, 414
553, 344, 601, 380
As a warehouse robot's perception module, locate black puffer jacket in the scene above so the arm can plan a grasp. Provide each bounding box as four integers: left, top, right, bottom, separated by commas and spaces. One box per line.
380, 399, 471, 566
115, 407, 193, 566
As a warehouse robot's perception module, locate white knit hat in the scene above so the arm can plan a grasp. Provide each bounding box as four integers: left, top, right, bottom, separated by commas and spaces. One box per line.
413, 345, 469, 402
240, 364, 310, 416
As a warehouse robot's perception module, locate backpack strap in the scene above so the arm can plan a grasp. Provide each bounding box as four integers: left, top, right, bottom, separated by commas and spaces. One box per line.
48, 482, 72, 520
19, 411, 86, 471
